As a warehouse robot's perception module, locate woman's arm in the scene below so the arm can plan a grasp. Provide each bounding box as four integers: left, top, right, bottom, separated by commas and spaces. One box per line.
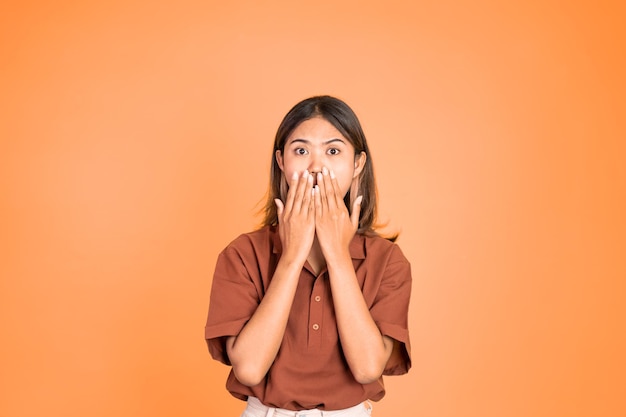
326, 254, 396, 384
226, 171, 315, 386
225, 256, 304, 386
314, 168, 394, 383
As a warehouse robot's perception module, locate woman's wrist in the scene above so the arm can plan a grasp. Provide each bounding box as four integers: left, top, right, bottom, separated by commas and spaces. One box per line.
277, 249, 308, 272
324, 248, 352, 271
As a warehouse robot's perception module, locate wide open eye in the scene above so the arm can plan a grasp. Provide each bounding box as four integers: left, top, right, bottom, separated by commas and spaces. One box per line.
327, 148, 340, 155
295, 147, 309, 155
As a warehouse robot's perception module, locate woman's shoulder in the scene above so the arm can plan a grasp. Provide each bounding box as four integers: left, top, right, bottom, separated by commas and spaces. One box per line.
221, 225, 278, 254
361, 233, 410, 264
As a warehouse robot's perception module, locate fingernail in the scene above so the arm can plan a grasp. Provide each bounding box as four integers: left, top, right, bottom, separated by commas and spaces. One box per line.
330, 169, 336, 179
303, 169, 309, 177
322, 167, 328, 175
292, 171, 298, 180
356, 195, 363, 204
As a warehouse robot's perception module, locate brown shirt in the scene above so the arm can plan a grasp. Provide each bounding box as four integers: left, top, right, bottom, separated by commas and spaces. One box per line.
204, 225, 412, 411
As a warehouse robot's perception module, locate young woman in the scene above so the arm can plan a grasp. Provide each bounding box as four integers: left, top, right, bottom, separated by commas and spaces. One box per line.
205, 96, 412, 416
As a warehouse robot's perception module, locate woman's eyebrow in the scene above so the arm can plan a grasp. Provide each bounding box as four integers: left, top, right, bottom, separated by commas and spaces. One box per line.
288, 138, 310, 145
288, 138, 346, 145
324, 138, 346, 145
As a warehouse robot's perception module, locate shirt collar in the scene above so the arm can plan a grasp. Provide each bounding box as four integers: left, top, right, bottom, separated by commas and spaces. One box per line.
271, 225, 366, 260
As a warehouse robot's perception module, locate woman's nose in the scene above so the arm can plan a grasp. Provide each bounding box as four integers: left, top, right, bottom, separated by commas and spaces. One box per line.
308, 153, 323, 174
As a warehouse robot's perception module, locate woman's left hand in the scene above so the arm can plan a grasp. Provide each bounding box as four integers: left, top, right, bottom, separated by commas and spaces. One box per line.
314, 167, 363, 261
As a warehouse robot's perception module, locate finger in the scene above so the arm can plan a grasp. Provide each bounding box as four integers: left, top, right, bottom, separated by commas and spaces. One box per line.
328, 169, 344, 208
313, 184, 322, 219
283, 171, 299, 214
322, 167, 339, 209
292, 170, 310, 213
301, 172, 314, 215
274, 198, 284, 220
308, 185, 316, 219
350, 195, 363, 229
317, 171, 328, 213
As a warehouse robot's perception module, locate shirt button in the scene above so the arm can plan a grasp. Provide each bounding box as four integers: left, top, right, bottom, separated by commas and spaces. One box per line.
312, 324, 320, 330
314, 296, 321, 302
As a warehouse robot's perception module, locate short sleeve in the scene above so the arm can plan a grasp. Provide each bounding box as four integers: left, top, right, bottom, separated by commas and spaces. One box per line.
204, 242, 261, 365
369, 244, 412, 375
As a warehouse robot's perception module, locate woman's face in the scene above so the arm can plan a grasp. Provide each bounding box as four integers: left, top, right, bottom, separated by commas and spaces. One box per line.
276, 116, 366, 198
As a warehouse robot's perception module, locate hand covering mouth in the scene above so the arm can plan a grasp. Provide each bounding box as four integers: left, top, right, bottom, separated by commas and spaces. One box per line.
310, 172, 320, 187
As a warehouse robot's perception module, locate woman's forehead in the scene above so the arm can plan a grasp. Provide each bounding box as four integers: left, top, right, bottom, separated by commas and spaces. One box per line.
286, 117, 349, 144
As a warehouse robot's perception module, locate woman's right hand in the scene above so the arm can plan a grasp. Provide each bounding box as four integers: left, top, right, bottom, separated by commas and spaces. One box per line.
274, 170, 315, 264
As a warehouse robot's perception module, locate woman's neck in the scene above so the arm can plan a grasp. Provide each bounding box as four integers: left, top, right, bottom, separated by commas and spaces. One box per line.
307, 235, 326, 276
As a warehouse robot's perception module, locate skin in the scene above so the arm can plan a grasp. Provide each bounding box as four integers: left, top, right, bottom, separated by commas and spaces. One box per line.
225, 117, 395, 386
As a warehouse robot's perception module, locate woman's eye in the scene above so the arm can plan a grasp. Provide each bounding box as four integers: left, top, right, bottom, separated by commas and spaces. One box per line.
295, 148, 308, 155
328, 148, 340, 155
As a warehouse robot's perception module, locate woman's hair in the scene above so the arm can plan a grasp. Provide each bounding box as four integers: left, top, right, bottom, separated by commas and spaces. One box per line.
260, 95, 394, 240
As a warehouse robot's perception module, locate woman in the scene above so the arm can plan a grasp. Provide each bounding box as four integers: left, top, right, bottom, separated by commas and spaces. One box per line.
205, 95, 412, 416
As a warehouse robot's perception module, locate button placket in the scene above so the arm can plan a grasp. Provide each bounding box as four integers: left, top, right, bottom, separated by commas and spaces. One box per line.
308, 276, 325, 348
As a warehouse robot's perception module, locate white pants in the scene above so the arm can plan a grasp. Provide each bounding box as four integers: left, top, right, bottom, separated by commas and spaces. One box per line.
241, 396, 373, 417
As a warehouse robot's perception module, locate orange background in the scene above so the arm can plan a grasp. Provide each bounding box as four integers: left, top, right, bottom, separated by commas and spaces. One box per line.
1, 1, 625, 416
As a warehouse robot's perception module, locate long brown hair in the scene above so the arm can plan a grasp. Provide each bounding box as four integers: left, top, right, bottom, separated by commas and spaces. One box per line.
260, 95, 395, 240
